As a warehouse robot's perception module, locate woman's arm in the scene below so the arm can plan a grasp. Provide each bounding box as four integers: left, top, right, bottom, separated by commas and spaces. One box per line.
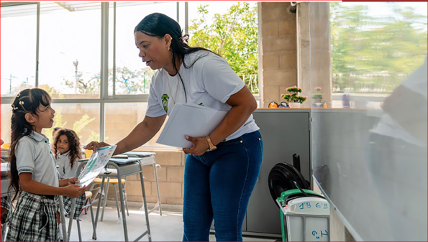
20, 173, 86, 198
183, 86, 257, 155
114, 115, 166, 154
85, 115, 166, 155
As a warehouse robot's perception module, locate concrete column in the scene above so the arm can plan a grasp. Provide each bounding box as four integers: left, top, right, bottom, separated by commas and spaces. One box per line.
259, 2, 297, 108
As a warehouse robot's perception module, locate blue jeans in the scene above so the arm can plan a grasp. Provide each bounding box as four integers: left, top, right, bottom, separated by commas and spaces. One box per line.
183, 130, 263, 241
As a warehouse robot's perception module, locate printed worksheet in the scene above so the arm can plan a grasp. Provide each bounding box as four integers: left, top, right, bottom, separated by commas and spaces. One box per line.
78, 145, 117, 187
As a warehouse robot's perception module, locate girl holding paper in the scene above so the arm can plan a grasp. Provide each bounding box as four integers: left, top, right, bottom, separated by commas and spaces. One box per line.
85, 13, 263, 241
7, 88, 86, 241
53, 128, 87, 220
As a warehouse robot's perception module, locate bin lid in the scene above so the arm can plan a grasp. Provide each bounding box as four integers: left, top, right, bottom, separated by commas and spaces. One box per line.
277, 189, 323, 203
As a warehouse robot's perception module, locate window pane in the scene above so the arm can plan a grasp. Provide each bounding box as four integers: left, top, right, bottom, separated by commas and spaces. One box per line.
48, 103, 101, 145
1, 104, 13, 144
1, 4, 37, 97
0, 103, 100, 146
109, 2, 176, 96
38, 2, 101, 99
104, 103, 171, 148
188, 2, 259, 95
329, 2, 427, 108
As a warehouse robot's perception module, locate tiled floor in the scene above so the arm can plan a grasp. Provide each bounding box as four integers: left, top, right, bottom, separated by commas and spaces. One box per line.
66, 202, 279, 241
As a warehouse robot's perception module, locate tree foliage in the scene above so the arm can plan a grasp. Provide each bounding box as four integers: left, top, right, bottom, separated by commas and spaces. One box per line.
330, 3, 427, 93
189, 3, 258, 77
112, 66, 154, 94
64, 67, 154, 95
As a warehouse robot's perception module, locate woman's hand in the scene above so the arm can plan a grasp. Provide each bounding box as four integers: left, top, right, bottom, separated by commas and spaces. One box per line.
68, 177, 79, 185
182, 135, 210, 156
84, 141, 111, 152
62, 185, 86, 198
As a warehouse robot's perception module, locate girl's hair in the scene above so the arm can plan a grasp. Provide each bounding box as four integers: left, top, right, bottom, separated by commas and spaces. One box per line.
53, 129, 82, 168
8, 88, 52, 201
134, 13, 215, 102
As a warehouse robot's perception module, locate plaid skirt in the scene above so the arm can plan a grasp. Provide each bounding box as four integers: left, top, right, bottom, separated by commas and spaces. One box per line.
1, 196, 10, 224
63, 193, 86, 219
6, 192, 59, 241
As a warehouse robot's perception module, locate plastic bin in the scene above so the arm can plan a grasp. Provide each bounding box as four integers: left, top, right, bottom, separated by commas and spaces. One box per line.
277, 189, 330, 241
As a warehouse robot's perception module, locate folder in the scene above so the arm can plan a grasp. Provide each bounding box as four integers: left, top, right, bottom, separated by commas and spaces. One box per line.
157, 103, 228, 148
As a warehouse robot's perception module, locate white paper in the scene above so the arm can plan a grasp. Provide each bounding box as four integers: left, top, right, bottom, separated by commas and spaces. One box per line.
157, 103, 228, 148
77, 145, 117, 187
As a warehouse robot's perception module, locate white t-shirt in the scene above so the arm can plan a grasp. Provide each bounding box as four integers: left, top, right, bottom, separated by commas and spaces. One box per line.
146, 50, 259, 141
16, 131, 59, 187
370, 58, 427, 147
56, 151, 79, 179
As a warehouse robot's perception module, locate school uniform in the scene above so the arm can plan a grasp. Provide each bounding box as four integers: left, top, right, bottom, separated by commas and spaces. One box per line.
1, 196, 10, 224
56, 151, 86, 219
6, 131, 60, 241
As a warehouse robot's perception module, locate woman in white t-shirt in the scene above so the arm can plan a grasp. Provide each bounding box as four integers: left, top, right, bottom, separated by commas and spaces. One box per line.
85, 13, 263, 241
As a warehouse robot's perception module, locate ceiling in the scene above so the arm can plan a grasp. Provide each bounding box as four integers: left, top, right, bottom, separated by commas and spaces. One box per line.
1, 2, 164, 18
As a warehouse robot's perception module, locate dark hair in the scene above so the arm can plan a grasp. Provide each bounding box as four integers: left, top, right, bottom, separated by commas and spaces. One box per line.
54, 129, 82, 168
134, 13, 214, 102
8, 88, 52, 201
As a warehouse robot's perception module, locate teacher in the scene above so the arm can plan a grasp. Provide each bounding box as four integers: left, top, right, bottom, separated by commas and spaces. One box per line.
85, 13, 263, 241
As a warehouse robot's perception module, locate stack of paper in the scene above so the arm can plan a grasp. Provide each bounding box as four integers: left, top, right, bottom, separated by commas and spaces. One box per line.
157, 103, 228, 148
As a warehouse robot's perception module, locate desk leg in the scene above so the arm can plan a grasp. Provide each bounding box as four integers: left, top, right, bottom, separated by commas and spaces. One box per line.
58, 196, 68, 242
89, 200, 97, 240
101, 177, 110, 221
117, 173, 129, 241
139, 171, 152, 242
153, 163, 162, 216
93, 176, 106, 240
67, 198, 76, 241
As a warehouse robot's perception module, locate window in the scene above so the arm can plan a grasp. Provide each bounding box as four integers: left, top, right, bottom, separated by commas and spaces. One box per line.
38, 2, 101, 99
109, 2, 176, 96
1, 2, 180, 150
1, 3, 37, 97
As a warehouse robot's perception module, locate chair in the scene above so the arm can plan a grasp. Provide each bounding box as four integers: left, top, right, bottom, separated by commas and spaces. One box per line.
93, 173, 129, 221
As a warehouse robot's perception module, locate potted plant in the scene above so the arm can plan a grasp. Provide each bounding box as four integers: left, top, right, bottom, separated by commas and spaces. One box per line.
281, 86, 307, 108
312, 87, 323, 108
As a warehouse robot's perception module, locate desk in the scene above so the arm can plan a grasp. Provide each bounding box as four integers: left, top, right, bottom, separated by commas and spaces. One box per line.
69, 157, 152, 242
124, 151, 162, 215
1, 164, 9, 198
0, 164, 8, 241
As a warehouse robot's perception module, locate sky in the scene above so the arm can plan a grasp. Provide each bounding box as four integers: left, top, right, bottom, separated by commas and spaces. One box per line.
1, 1, 426, 96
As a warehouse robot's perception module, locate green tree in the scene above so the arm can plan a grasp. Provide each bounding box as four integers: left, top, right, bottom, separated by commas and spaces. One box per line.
64, 74, 100, 94
65, 67, 155, 95
330, 3, 427, 93
189, 3, 259, 93
112, 66, 155, 94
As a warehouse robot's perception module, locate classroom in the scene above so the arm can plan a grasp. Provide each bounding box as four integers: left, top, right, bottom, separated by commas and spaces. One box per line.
1, 1, 426, 241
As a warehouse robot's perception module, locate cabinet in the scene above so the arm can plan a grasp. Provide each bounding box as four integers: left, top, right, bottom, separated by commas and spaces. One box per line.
243, 109, 311, 236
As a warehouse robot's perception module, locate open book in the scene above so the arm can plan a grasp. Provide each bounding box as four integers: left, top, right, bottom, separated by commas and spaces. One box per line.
157, 103, 228, 148
78, 145, 117, 187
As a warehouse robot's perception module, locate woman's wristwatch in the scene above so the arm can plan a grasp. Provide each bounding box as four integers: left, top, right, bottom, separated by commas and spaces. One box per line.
206, 136, 217, 151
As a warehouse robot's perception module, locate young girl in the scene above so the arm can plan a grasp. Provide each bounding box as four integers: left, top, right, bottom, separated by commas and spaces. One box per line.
7, 88, 86, 241
53, 128, 87, 219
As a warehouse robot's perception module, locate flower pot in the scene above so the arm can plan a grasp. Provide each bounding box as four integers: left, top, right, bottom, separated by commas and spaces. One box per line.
289, 102, 301, 108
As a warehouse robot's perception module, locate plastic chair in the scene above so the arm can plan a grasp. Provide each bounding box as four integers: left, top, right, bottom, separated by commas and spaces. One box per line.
84, 150, 93, 159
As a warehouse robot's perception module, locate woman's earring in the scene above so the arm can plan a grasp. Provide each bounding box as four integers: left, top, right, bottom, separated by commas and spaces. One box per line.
168, 46, 171, 51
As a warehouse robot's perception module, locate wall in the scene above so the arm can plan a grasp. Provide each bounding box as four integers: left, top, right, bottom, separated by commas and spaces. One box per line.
259, 2, 297, 108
